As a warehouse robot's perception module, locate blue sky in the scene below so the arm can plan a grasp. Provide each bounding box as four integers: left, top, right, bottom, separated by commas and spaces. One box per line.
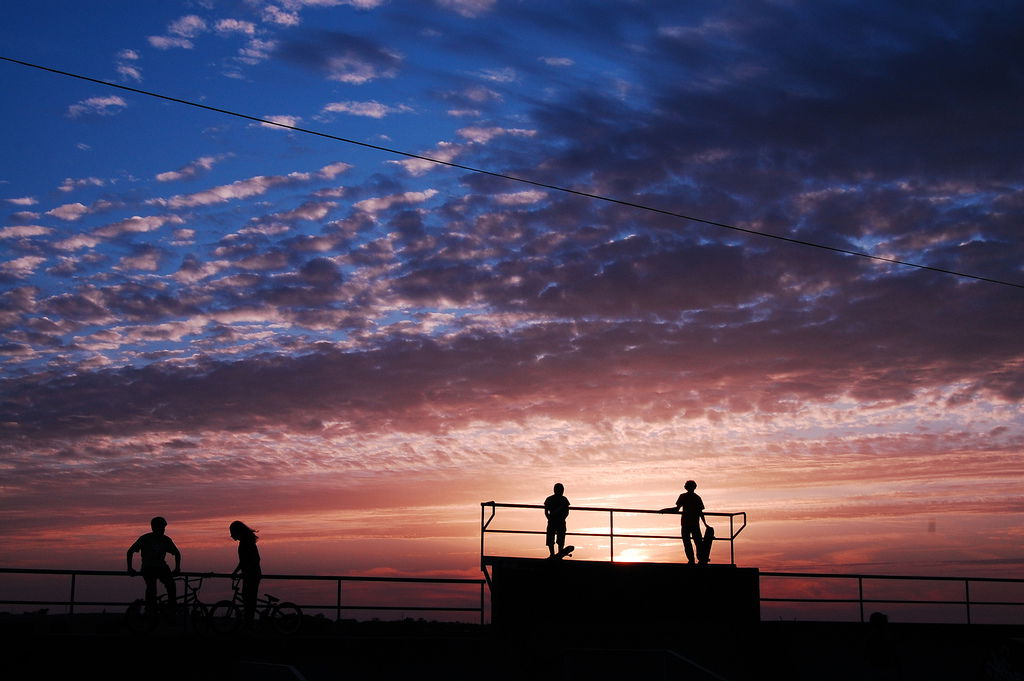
1, 0, 1022, 577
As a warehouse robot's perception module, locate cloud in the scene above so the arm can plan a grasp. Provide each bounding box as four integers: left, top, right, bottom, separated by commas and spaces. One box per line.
539, 56, 574, 67
93, 215, 185, 238
148, 36, 194, 50
151, 163, 348, 209
169, 15, 208, 38
66, 96, 127, 118
116, 63, 143, 82
279, 30, 402, 84
477, 67, 517, 83
320, 100, 412, 118
117, 246, 163, 272
155, 156, 223, 183
45, 203, 90, 221
389, 142, 467, 176
5, 197, 38, 206
0, 225, 53, 239
435, 0, 496, 18
456, 126, 536, 144
215, 19, 257, 35
262, 5, 300, 26
493, 190, 547, 206
58, 177, 105, 193
115, 46, 142, 81
53, 235, 102, 252
1, 256, 47, 278
238, 38, 277, 65
354, 189, 439, 213
259, 114, 302, 129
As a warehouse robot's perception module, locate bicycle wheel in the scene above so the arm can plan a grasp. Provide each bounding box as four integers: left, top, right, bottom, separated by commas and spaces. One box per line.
271, 602, 302, 635
208, 600, 242, 634
125, 598, 159, 633
189, 601, 210, 634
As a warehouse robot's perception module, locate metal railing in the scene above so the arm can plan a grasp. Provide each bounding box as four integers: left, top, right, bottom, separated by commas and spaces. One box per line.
480, 501, 747, 565
760, 571, 1024, 624
0, 568, 487, 625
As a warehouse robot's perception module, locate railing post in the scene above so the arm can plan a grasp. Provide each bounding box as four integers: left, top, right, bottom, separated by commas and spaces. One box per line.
729, 515, 735, 565
965, 580, 971, 625
858, 577, 864, 623
609, 510, 615, 562
336, 578, 342, 622
480, 582, 485, 626
69, 572, 76, 616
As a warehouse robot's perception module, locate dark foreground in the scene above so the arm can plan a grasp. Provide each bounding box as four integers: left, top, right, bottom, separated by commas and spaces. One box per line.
4, 612, 1023, 680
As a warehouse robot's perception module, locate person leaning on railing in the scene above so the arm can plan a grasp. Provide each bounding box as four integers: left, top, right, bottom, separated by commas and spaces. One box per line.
660, 480, 710, 564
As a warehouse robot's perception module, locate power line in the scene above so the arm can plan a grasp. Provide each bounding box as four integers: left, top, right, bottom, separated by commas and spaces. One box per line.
2, 55, 1022, 290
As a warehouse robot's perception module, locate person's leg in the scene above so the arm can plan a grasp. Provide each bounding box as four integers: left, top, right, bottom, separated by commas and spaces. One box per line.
242, 574, 260, 624
142, 571, 159, 611
546, 523, 556, 556
682, 525, 696, 563
160, 569, 176, 609
555, 521, 566, 554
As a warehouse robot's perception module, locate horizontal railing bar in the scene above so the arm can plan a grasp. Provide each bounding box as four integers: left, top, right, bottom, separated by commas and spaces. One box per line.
480, 502, 742, 517
761, 571, 1024, 584
0, 600, 132, 607
762, 598, 1024, 606
311, 605, 482, 612
0, 599, 482, 614
483, 529, 711, 541
0, 568, 482, 585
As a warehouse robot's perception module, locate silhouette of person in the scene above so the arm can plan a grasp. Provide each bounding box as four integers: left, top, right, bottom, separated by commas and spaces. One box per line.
662, 480, 708, 564
544, 483, 570, 558
126, 516, 181, 613
230, 520, 261, 625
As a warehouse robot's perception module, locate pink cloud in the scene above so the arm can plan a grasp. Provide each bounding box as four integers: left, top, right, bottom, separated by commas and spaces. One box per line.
0, 225, 52, 239
66, 96, 127, 118
45, 202, 90, 221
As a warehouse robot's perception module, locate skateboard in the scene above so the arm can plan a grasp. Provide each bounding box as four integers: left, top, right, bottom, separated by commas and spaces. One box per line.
551, 544, 575, 559
697, 526, 714, 564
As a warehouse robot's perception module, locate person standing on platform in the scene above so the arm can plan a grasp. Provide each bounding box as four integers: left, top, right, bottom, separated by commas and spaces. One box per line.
661, 480, 709, 564
544, 483, 570, 558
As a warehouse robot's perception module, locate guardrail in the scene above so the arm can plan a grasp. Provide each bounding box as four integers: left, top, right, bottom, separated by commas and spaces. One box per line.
760, 571, 1024, 624
480, 501, 747, 565
0, 568, 487, 625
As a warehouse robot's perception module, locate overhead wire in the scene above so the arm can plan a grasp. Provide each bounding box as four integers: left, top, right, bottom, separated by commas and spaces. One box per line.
1, 55, 1022, 290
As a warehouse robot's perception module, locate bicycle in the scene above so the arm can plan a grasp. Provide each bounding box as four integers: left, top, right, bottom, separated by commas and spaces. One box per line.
125, 573, 210, 633
208, 576, 302, 635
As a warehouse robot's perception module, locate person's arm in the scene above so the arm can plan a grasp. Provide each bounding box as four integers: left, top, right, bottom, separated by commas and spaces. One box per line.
168, 539, 181, 574
126, 540, 139, 575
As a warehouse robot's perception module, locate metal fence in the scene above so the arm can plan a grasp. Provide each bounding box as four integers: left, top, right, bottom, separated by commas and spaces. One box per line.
760, 571, 1024, 624
0, 567, 487, 625
480, 501, 747, 565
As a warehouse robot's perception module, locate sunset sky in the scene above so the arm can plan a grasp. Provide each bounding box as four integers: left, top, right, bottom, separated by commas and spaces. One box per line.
1, 1, 1022, 583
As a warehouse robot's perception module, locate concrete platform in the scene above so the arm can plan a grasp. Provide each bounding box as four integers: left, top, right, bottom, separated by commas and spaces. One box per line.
483, 556, 760, 634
